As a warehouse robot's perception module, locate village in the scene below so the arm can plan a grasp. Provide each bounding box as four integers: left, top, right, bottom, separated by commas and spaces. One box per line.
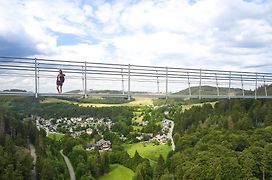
35, 115, 175, 151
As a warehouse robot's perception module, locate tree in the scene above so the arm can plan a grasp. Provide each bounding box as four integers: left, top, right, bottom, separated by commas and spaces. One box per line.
131, 150, 144, 170
76, 163, 88, 179
239, 149, 255, 179
154, 155, 165, 179
159, 169, 173, 180
133, 160, 152, 180
101, 153, 110, 174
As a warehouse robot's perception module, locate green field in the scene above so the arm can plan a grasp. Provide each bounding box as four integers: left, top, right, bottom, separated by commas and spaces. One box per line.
40, 96, 154, 107
99, 164, 135, 180
182, 101, 216, 111
40, 98, 73, 104
80, 97, 153, 107
125, 142, 171, 163
132, 126, 143, 131
47, 132, 65, 141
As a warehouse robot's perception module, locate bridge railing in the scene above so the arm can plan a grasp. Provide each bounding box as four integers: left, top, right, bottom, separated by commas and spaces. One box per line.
0, 56, 271, 99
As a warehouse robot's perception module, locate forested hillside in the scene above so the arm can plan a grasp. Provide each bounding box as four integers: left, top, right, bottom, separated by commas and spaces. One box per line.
174, 84, 272, 96
0, 108, 69, 180
162, 100, 272, 179
0, 109, 33, 179
1, 96, 272, 179
0, 96, 134, 120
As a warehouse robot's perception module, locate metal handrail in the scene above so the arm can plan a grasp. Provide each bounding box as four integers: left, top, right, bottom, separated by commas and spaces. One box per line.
0, 56, 271, 99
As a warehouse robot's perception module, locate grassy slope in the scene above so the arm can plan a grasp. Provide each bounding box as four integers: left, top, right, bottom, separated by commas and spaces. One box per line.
41, 98, 70, 104
174, 85, 253, 96
181, 101, 217, 111
125, 142, 171, 164
47, 132, 65, 141
40, 96, 154, 107
99, 164, 135, 180
80, 97, 153, 107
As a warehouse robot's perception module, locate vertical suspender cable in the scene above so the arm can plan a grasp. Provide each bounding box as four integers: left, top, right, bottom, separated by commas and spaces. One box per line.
241, 74, 245, 97
263, 76, 267, 96
215, 73, 219, 96
255, 73, 258, 99
82, 66, 84, 93
37, 63, 40, 94
121, 68, 124, 95
187, 72, 191, 97
34, 58, 38, 98
199, 69, 202, 99
156, 70, 160, 94
166, 67, 168, 99
128, 64, 131, 100
84, 61, 87, 98
228, 71, 231, 99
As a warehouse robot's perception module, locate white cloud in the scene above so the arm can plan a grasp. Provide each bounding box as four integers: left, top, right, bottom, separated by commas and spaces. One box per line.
1, 0, 272, 92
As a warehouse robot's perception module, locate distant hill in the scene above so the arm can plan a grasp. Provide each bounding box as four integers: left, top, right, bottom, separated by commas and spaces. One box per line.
174, 85, 254, 96
256, 84, 272, 96
66, 89, 150, 94
67, 84, 272, 97
3, 89, 27, 92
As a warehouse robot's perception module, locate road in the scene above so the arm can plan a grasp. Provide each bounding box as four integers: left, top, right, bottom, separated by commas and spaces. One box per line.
60, 150, 76, 180
169, 120, 175, 151
28, 140, 37, 180
165, 119, 175, 151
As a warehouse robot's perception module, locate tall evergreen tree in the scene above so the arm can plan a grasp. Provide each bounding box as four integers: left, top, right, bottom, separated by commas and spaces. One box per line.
154, 155, 165, 179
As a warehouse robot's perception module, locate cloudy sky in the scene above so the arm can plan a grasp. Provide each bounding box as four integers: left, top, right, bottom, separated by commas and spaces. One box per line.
0, 0, 272, 93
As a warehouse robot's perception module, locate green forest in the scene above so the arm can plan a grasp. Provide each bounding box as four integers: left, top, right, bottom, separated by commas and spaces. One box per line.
0, 108, 69, 179
0, 96, 272, 179
168, 99, 272, 179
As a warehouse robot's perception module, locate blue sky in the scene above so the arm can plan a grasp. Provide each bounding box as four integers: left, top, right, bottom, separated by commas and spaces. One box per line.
0, 0, 272, 72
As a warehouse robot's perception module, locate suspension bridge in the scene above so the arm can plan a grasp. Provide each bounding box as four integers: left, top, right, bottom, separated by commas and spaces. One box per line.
0, 56, 271, 99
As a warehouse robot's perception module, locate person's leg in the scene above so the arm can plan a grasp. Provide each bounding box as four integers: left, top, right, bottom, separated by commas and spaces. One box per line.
60, 85, 63, 93
57, 85, 60, 93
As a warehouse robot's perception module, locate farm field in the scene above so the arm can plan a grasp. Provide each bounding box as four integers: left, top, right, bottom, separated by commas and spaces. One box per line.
99, 164, 134, 180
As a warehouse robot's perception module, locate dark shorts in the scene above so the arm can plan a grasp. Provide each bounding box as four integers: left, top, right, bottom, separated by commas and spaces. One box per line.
56, 81, 63, 86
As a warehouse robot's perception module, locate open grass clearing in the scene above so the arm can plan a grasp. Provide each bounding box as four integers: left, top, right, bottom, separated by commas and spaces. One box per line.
79, 96, 154, 107
125, 142, 171, 163
47, 132, 65, 141
133, 126, 143, 131
40, 98, 73, 104
182, 101, 217, 112
39, 96, 154, 107
128, 97, 153, 106
99, 164, 134, 180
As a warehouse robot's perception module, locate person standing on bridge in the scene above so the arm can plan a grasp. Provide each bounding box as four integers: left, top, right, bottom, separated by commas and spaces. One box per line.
56, 69, 65, 93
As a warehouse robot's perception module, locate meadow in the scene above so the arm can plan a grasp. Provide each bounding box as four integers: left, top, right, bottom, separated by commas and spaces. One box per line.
125, 142, 171, 164
99, 164, 135, 180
